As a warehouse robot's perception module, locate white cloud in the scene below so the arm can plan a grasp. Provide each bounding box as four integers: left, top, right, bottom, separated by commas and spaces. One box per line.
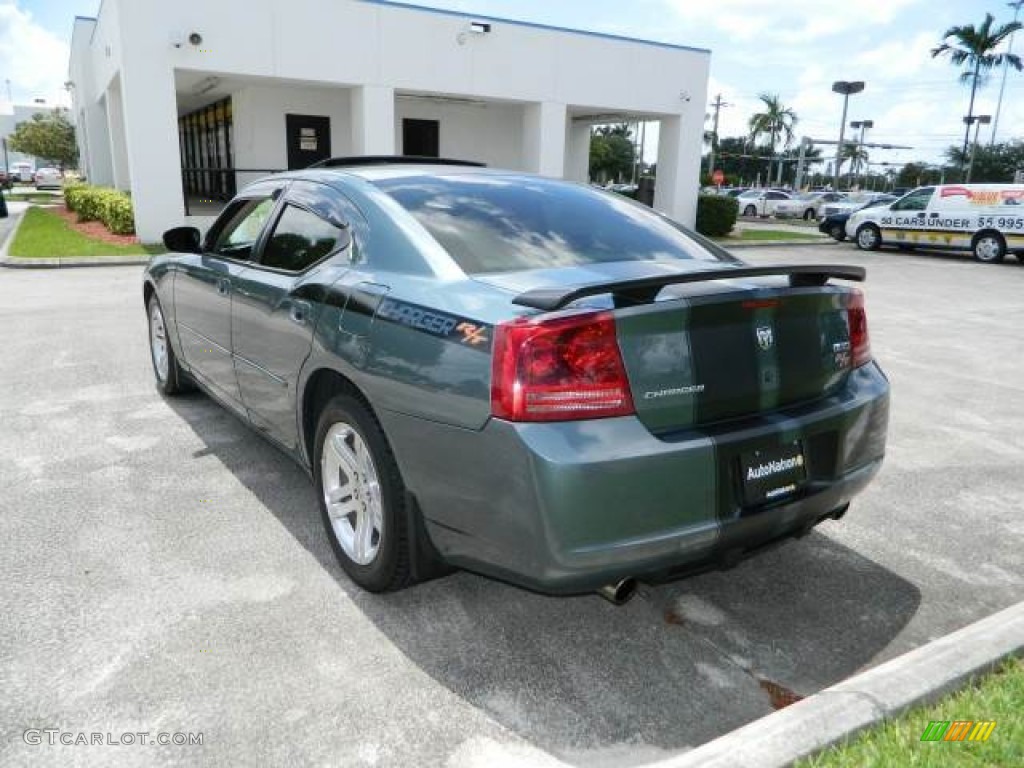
665, 0, 927, 43
0, 3, 71, 107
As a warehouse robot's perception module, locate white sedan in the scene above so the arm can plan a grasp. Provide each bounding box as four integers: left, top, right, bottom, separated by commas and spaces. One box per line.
736, 189, 792, 218
774, 191, 846, 221
34, 168, 63, 190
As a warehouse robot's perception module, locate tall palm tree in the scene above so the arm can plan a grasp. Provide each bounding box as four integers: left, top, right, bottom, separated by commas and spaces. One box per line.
748, 93, 797, 185
841, 143, 869, 187
932, 12, 1022, 172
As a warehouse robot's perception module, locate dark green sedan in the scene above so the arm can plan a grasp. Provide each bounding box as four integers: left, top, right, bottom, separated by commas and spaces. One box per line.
144, 158, 889, 604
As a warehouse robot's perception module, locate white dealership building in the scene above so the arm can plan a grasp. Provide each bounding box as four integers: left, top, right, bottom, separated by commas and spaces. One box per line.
68, 0, 710, 241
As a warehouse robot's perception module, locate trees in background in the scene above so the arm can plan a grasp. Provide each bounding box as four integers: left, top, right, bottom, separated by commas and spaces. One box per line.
747, 94, 798, 184
589, 124, 637, 184
7, 108, 79, 170
932, 12, 1022, 173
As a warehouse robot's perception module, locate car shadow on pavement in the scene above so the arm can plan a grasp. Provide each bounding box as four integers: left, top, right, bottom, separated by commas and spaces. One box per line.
168, 394, 921, 765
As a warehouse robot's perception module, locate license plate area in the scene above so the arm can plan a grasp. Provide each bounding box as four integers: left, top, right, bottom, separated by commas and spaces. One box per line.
739, 440, 807, 507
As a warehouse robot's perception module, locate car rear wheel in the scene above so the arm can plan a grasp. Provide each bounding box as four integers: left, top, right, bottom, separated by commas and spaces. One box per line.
744, 205, 757, 217
972, 231, 1006, 263
314, 394, 413, 592
147, 295, 190, 396
856, 224, 881, 251
803, 209, 816, 221
829, 224, 846, 242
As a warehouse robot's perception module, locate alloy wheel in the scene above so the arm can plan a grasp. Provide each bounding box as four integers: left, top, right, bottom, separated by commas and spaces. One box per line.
149, 302, 169, 382
320, 422, 383, 566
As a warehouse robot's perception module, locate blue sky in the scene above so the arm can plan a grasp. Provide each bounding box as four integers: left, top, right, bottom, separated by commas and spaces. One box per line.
3, 0, 1022, 167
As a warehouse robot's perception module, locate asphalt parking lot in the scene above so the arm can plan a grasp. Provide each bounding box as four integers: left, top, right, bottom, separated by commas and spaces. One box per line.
1, 244, 1022, 767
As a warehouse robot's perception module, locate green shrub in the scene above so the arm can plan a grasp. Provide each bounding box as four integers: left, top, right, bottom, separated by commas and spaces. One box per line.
103, 194, 135, 235
696, 194, 738, 237
63, 183, 87, 213
75, 187, 115, 223
64, 184, 136, 235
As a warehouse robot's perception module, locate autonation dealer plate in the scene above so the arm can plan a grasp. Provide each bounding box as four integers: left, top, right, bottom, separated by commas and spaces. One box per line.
740, 441, 807, 506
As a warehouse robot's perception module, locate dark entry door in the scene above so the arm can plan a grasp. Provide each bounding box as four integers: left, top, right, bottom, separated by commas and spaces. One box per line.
402, 119, 440, 157
286, 114, 332, 169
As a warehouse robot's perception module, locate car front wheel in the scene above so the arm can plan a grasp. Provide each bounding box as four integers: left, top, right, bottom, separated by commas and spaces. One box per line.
856, 224, 881, 251
744, 205, 757, 217
314, 394, 413, 592
829, 224, 846, 242
803, 209, 816, 221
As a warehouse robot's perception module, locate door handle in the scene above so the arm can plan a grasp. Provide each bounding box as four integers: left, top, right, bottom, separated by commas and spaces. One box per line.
929, 213, 940, 218
216, 278, 230, 297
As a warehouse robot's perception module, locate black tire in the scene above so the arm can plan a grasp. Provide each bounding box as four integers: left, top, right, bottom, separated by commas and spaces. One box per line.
1015, 252, 1024, 264
855, 224, 881, 251
313, 393, 413, 593
147, 295, 190, 396
972, 231, 1006, 264
744, 205, 757, 217
829, 224, 846, 242
803, 208, 816, 221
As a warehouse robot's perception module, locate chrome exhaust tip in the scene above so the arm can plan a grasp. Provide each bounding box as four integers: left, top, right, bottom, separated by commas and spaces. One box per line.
597, 578, 638, 606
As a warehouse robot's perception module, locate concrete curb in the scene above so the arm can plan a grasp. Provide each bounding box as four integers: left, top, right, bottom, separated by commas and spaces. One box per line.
0, 206, 152, 269
724, 239, 834, 249
651, 600, 1024, 768
0, 255, 151, 268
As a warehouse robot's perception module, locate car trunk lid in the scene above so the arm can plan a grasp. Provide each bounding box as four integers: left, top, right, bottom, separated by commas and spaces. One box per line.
483, 262, 864, 434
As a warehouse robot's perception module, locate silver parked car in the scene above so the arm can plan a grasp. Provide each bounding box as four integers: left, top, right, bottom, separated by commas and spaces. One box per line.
774, 191, 846, 221
33, 167, 63, 190
737, 189, 792, 218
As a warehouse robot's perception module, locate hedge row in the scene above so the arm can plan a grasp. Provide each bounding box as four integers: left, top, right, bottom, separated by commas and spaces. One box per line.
695, 194, 738, 238
64, 184, 136, 236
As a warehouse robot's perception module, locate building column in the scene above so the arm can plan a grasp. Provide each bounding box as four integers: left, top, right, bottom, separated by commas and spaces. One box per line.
565, 121, 591, 183
351, 85, 395, 155
523, 101, 567, 177
655, 115, 702, 228
105, 80, 131, 191
84, 100, 113, 186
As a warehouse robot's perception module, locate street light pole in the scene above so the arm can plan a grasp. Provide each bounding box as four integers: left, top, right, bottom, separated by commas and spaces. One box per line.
991, 0, 1024, 145
965, 115, 992, 182
832, 81, 865, 190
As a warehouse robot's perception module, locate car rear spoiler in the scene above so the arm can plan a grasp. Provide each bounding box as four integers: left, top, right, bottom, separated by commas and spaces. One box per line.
511, 264, 867, 311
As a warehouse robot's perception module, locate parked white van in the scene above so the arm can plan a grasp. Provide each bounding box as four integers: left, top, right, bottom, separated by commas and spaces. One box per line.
846, 184, 1024, 263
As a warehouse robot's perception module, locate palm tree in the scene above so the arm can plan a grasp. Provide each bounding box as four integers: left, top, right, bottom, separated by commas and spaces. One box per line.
932, 12, 1022, 173
841, 143, 869, 188
748, 94, 797, 185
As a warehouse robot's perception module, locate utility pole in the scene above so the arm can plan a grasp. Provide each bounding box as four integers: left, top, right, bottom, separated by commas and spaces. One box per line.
966, 115, 992, 182
991, 0, 1024, 145
706, 93, 731, 179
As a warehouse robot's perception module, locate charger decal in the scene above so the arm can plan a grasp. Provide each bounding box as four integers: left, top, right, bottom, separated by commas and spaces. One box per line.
375, 297, 493, 352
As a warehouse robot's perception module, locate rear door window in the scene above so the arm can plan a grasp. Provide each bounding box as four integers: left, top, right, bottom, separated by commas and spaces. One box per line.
260, 204, 345, 272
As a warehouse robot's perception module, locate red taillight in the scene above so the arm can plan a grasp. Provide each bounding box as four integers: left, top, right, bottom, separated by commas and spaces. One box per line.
491, 311, 635, 422
848, 290, 871, 367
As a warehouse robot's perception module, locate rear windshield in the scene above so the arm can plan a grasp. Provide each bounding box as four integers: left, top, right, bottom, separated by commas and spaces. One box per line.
375, 174, 718, 274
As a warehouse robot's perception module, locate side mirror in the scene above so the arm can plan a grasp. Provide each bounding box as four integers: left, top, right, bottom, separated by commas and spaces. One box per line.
163, 226, 202, 254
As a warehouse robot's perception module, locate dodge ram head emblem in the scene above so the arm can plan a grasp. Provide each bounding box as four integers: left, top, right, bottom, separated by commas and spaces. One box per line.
756, 325, 775, 351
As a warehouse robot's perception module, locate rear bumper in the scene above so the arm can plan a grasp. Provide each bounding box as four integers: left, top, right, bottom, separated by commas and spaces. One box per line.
379, 362, 890, 594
